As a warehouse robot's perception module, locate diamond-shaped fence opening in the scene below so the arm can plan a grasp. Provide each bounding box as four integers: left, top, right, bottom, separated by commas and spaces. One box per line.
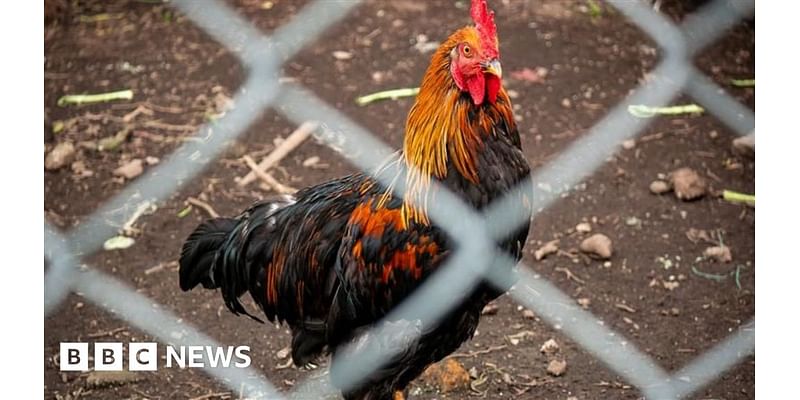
44, 0, 754, 399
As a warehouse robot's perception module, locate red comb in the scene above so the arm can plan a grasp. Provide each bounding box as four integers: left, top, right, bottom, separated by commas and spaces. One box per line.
471, 0, 499, 58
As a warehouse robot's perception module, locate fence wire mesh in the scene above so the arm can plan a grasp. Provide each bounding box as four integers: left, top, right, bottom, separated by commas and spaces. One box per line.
44, 0, 755, 399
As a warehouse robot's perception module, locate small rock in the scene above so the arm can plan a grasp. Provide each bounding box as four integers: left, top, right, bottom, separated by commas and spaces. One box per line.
622, 139, 636, 150
276, 346, 291, 360
546, 359, 567, 376
625, 216, 642, 227
670, 167, 707, 201
103, 235, 135, 251
303, 156, 320, 167
45, 142, 76, 170
536, 66, 549, 79
420, 359, 470, 393
540, 339, 559, 354
522, 309, 536, 320
481, 303, 499, 315
649, 180, 671, 195
332, 50, 353, 60
145, 156, 160, 165
662, 281, 680, 291
670, 307, 680, 316
703, 245, 732, 263
685, 228, 712, 244
85, 371, 142, 389
534, 239, 559, 260
561, 98, 572, 108
577, 298, 591, 308
579, 234, 613, 259
732, 133, 755, 158
575, 222, 592, 234
114, 159, 144, 180
71, 160, 93, 178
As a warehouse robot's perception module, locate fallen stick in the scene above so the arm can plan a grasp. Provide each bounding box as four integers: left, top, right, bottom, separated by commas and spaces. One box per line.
143, 120, 198, 132
144, 260, 178, 275
730, 78, 755, 87
242, 155, 297, 194
722, 190, 755, 206
449, 344, 507, 359
355, 87, 420, 106
187, 197, 220, 218
237, 121, 318, 187
554, 266, 586, 285
122, 104, 153, 123
79, 13, 125, 23
57, 89, 134, 107
86, 327, 127, 339
187, 392, 231, 400
122, 200, 155, 235
627, 104, 704, 118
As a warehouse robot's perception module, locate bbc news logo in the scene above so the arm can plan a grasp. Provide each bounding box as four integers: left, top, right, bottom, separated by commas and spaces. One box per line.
60, 342, 251, 371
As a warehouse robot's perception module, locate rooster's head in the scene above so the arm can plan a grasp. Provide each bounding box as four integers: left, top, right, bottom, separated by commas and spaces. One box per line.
449, 0, 502, 105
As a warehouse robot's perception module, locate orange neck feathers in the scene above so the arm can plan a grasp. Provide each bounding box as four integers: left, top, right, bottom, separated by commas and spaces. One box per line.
394, 28, 515, 225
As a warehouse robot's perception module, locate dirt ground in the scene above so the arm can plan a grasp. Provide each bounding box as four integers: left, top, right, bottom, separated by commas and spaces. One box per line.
44, 1, 754, 399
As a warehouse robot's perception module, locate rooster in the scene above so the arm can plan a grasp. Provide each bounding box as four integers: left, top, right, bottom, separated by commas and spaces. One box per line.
179, 0, 531, 398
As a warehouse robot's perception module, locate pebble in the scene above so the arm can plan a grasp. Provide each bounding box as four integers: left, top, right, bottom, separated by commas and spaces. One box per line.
703, 245, 732, 263
303, 156, 320, 167
481, 303, 499, 315
670, 167, 707, 201
649, 180, 671, 194
534, 239, 559, 261
577, 298, 591, 308
547, 359, 567, 376
622, 139, 636, 150
332, 50, 353, 60
575, 222, 592, 233
732, 133, 755, 158
522, 309, 536, 320
45, 142, 76, 170
540, 339, 560, 354
114, 159, 144, 180
579, 234, 613, 259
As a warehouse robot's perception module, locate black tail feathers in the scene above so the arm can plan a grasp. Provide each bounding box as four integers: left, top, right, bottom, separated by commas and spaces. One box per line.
179, 217, 238, 291
179, 196, 296, 324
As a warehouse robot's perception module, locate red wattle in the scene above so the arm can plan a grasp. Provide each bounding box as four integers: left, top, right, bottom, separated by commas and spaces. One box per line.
486, 74, 501, 104
466, 73, 486, 105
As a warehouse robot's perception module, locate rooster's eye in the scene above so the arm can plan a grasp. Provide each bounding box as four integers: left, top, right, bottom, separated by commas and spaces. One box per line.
462, 45, 472, 57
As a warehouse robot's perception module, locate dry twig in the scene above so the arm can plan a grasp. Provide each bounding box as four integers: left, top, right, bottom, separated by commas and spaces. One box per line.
237, 121, 318, 186
187, 197, 220, 218
554, 266, 586, 285
188, 392, 231, 400
87, 327, 127, 339
449, 345, 507, 359
242, 155, 297, 194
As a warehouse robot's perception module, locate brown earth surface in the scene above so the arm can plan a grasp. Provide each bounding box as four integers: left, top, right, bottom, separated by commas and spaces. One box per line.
44, 1, 754, 399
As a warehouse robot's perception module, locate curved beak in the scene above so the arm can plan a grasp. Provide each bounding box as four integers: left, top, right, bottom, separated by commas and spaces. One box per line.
482, 59, 502, 79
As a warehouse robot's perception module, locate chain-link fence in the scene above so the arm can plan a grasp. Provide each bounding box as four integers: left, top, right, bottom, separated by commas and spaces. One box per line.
44, 0, 755, 398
